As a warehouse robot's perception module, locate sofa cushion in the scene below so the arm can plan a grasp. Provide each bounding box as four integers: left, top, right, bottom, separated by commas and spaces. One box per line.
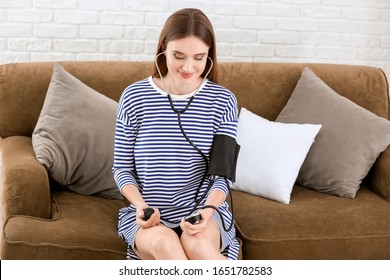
2, 190, 128, 259
233, 107, 321, 204
232, 186, 390, 260
276, 67, 390, 198
32, 63, 122, 199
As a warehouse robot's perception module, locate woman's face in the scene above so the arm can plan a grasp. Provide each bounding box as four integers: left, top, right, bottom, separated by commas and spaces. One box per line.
164, 36, 210, 89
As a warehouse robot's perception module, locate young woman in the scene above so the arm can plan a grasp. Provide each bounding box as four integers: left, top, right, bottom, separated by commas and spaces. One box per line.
113, 8, 240, 260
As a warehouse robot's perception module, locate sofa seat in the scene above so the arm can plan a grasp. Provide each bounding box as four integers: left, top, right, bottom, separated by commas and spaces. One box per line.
233, 186, 390, 259
2, 190, 127, 260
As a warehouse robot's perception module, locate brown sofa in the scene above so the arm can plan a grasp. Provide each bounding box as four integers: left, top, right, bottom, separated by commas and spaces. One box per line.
1, 61, 389, 260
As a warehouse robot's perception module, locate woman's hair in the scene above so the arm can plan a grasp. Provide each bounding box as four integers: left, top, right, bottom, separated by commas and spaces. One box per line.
153, 8, 219, 83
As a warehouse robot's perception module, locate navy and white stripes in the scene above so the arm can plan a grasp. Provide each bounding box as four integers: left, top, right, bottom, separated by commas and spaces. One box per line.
113, 76, 240, 260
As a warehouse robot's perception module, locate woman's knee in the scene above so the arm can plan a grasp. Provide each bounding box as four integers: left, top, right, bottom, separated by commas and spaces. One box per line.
181, 233, 218, 259
150, 230, 179, 254
136, 225, 184, 259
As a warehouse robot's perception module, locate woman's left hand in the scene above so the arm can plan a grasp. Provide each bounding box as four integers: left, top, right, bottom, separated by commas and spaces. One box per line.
180, 209, 213, 235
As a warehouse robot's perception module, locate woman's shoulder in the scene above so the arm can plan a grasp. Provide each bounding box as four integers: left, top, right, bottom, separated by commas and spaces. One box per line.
205, 80, 229, 91
117, 78, 150, 111
204, 80, 237, 103
120, 77, 153, 102
122, 77, 151, 95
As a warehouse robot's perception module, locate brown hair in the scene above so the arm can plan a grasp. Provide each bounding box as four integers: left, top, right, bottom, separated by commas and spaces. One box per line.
153, 8, 219, 83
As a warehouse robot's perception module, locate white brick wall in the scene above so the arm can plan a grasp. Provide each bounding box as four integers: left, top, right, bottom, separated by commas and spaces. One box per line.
0, 0, 389, 81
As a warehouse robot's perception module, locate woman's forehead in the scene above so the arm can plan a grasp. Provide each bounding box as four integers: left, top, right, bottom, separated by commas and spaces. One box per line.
166, 36, 209, 54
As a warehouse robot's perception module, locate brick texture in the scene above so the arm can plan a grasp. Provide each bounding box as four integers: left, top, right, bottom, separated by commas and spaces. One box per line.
0, 0, 389, 80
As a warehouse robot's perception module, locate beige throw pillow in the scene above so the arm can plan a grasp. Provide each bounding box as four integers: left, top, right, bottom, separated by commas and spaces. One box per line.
32, 63, 122, 199
276, 67, 390, 198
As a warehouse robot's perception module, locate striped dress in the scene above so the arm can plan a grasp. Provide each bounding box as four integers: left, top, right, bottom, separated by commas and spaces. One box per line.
113, 76, 240, 260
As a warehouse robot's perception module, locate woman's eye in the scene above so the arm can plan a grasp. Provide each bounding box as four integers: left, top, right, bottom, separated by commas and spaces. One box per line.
173, 54, 184, 60
194, 56, 204, 61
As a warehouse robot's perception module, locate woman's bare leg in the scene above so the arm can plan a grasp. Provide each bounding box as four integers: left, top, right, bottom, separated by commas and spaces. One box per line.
180, 219, 226, 260
135, 224, 188, 260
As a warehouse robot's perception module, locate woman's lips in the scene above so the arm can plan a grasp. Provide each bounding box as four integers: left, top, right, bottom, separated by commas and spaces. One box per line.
180, 72, 194, 79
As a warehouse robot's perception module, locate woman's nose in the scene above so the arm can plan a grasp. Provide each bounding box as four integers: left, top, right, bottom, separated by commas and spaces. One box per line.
182, 58, 194, 72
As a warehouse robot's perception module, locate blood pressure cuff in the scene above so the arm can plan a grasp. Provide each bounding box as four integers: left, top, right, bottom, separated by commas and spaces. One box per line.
207, 134, 240, 182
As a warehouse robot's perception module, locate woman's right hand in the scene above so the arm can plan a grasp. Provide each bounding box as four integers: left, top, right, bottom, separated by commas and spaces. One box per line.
121, 185, 160, 229
135, 205, 160, 229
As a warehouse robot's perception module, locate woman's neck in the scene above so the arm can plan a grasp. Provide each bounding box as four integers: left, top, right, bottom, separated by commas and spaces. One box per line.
157, 74, 203, 95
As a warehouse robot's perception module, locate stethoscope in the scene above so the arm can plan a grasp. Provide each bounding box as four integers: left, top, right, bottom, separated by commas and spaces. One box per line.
154, 52, 214, 198
154, 53, 233, 232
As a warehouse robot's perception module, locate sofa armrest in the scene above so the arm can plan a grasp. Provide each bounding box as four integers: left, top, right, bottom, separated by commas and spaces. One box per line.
370, 147, 390, 202
0, 136, 51, 219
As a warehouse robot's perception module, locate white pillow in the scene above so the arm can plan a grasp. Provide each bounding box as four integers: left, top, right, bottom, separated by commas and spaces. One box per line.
232, 108, 321, 204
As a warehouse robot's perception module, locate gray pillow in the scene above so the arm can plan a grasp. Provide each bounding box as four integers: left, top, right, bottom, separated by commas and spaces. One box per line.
276, 67, 390, 198
32, 63, 122, 199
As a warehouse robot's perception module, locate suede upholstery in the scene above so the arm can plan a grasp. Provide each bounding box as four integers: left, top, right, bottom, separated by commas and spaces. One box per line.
1, 61, 389, 260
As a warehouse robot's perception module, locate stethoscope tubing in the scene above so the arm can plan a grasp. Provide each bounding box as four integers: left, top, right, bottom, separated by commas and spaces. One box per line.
153, 53, 234, 232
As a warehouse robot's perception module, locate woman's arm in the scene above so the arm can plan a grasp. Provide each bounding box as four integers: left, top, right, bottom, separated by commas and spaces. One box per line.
202, 188, 226, 220
121, 184, 160, 228
113, 91, 160, 227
